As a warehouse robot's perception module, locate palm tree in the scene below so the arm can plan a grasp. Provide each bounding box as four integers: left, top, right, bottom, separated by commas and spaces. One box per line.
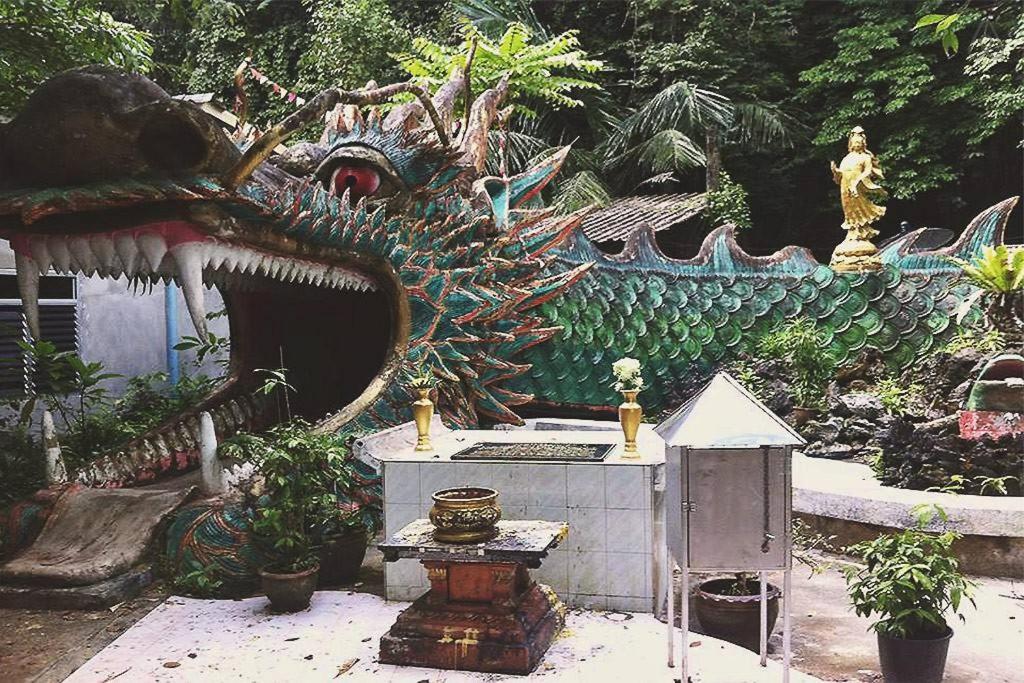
601, 81, 802, 194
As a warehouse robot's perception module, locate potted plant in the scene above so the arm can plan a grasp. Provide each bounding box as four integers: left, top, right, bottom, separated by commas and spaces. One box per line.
694, 572, 780, 652
694, 520, 833, 652
220, 420, 372, 611
843, 513, 975, 683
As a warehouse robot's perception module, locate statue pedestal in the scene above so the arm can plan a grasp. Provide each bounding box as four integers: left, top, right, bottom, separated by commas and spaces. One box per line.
379, 520, 566, 675
830, 235, 881, 272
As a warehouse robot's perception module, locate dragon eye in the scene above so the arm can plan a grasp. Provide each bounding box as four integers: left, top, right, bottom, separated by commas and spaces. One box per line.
331, 165, 381, 199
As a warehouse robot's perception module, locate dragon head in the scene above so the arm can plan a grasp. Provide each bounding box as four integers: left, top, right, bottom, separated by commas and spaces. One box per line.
0, 66, 589, 484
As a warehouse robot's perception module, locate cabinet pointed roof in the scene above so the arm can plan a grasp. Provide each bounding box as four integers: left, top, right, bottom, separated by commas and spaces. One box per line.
655, 372, 805, 449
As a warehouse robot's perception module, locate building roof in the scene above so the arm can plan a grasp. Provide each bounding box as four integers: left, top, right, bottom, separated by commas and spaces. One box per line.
580, 193, 706, 243
655, 372, 805, 449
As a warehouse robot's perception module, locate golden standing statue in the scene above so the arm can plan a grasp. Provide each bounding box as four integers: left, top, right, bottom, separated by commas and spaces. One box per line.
829, 125, 886, 272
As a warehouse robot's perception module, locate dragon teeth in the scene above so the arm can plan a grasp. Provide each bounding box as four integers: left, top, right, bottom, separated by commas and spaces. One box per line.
18, 231, 378, 315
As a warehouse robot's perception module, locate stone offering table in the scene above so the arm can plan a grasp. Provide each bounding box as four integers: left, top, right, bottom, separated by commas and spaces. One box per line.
378, 519, 568, 675
357, 418, 666, 613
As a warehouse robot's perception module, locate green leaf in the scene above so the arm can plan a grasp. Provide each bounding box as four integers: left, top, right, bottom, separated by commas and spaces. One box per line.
913, 14, 947, 29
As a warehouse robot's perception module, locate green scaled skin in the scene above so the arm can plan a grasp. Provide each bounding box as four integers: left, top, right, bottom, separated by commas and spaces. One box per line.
511, 198, 1018, 414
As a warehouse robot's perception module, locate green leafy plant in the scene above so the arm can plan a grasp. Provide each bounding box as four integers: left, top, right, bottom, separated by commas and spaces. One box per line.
705, 170, 752, 230
172, 563, 225, 598
938, 326, 1006, 355
874, 377, 923, 416
756, 318, 837, 409
843, 520, 976, 638
219, 420, 368, 573
949, 245, 1024, 339
913, 13, 964, 57
396, 20, 603, 119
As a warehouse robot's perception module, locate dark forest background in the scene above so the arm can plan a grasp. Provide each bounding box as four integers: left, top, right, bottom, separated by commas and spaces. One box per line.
1, 0, 1021, 261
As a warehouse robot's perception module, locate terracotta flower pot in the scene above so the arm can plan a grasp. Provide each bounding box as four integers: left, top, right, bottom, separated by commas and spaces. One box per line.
694, 578, 780, 652
259, 562, 319, 612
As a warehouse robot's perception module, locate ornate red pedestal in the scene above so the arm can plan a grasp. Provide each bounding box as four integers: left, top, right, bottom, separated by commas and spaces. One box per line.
378, 520, 567, 675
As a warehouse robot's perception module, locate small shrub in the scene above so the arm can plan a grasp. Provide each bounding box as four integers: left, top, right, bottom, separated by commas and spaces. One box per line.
706, 171, 752, 230
844, 522, 975, 638
728, 357, 768, 402
756, 318, 837, 409
172, 564, 225, 598
938, 326, 1005, 355
873, 377, 923, 416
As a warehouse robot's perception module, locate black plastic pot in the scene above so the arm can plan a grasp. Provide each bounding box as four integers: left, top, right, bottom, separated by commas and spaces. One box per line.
877, 626, 953, 683
317, 529, 368, 587
259, 562, 319, 612
694, 578, 780, 652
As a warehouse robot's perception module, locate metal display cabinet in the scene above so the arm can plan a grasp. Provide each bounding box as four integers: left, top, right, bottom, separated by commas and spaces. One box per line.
655, 373, 805, 682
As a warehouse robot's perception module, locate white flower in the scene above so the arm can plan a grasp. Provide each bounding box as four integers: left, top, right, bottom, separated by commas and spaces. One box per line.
611, 357, 643, 391
612, 357, 641, 379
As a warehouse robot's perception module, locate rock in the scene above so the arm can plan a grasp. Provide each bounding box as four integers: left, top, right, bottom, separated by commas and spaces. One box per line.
800, 417, 843, 444
918, 414, 959, 435
842, 418, 877, 444
803, 442, 855, 460
832, 392, 884, 420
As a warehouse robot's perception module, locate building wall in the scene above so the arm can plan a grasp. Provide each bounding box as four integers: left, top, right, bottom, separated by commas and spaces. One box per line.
1, 241, 230, 396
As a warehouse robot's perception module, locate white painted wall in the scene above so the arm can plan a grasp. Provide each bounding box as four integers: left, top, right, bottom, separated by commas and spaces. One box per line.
1, 241, 230, 396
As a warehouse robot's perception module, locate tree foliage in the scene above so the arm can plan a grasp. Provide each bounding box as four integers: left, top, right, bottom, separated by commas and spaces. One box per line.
395, 20, 603, 118
0, 0, 153, 116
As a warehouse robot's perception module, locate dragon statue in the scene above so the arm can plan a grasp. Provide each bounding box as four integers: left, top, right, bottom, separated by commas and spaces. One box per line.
0, 67, 1017, 586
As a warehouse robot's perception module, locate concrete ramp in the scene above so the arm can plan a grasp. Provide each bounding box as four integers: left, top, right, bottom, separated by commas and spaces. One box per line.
1, 485, 195, 586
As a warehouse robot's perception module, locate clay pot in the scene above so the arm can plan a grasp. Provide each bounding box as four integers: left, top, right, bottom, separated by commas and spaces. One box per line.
877, 626, 953, 683
694, 578, 780, 652
259, 562, 319, 612
317, 530, 368, 587
429, 486, 501, 543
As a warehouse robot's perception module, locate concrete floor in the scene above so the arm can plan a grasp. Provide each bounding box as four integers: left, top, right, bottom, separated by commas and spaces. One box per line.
2, 549, 1021, 682
61, 591, 822, 683
766, 560, 1024, 682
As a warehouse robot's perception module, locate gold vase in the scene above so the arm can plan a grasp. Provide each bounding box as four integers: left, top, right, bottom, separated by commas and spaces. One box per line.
412, 387, 434, 452
618, 389, 642, 457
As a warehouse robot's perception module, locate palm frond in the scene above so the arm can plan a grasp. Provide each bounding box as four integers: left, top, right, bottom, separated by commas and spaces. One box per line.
730, 101, 807, 151
604, 81, 732, 156
553, 170, 612, 214
605, 129, 706, 175
454, 0, 548, 39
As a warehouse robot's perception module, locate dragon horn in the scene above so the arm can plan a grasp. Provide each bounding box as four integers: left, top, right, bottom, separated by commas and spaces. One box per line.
223, 81, 451, 190
458, 74, 510, 174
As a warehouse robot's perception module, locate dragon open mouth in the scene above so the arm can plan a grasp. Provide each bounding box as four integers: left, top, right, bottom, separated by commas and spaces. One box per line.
8, 216, 405, 485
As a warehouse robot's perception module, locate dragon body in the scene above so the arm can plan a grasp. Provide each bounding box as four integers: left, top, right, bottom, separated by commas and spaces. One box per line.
0, 67, 1015, 584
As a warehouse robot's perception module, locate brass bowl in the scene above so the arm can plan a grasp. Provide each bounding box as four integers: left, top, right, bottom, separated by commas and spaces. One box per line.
429, 486, 501, 543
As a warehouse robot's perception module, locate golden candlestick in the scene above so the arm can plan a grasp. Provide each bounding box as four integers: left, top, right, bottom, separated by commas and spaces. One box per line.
618, 390, 642, 457
412, 387, 434, 451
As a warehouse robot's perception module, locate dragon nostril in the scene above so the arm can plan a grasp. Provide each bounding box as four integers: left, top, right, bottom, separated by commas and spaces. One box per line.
137, 109, 208, 173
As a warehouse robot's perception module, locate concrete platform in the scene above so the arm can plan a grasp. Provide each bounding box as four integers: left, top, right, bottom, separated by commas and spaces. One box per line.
64, 591, 823, 682
793, 453, 1024, 577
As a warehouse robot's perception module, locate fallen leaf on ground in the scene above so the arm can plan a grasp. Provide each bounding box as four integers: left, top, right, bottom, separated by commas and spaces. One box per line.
335, 658, 359, 677
163, 661, 180, 668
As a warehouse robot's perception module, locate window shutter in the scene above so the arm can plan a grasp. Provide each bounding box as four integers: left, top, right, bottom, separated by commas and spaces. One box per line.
0, 273, 79, 398
0, 304, 28, 396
